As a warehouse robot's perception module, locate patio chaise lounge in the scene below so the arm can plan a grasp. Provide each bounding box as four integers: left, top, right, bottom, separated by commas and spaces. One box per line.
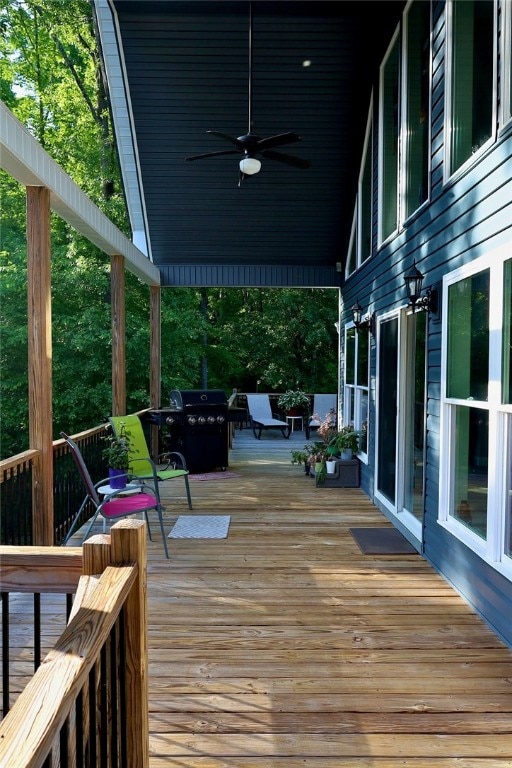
246, 394, 291, 440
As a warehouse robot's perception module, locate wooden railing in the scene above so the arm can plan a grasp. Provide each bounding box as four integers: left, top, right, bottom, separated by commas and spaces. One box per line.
0, 425, 109, 546
0, 519, 149, 767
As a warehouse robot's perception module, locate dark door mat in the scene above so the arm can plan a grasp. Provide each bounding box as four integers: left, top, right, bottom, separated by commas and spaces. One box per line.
350, 527, 418, 555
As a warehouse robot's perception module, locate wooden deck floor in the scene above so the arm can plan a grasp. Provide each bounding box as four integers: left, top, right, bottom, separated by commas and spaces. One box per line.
144, 429, 512, 767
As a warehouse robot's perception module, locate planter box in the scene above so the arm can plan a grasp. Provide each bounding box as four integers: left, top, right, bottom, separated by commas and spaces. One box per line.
311, 458, 360, 488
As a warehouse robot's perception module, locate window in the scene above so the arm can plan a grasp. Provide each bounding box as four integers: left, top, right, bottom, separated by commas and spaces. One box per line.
447, 270, 489, 402
503, 260, 512, 403
358, 105, 373, 265
402, 0, 430, 219
446, 0, 495, 177
378, 1, 432, 244
346, 103, 373, 278
500, 0, 512, 125
345, 208, 357, 278
344, 325, 369, 459
379, 30, 400, 243
440, 250, 512, 575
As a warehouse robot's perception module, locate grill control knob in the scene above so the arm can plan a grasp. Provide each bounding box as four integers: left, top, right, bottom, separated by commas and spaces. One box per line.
188, 416, 197, 425
198, 416, 206, 424
216, 415, 225, 424
166, 416, 176, 425
207, 416, 216, 424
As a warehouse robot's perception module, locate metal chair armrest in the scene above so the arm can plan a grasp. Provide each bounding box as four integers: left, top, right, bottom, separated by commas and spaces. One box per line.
158, 451, 189, 471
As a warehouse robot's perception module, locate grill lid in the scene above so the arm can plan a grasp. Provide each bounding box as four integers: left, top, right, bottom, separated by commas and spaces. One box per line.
170, 389, 228, 409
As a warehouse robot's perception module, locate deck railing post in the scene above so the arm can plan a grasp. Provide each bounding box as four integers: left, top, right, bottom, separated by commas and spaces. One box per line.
27, 185, 54, 546
111, 254, 126, 417
111, 520, 149, 767
150, 286, 161, 458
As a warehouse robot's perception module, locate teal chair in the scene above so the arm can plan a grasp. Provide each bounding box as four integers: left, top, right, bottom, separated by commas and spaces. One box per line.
109, 414, 193, 510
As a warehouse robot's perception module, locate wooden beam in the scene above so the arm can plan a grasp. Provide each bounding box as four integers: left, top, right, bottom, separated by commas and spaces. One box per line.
0, 546, 82, 592
150, 286, 161, 456
111, 254, 126, 416
27, 186, 54, 546
1, 102, 160, 286
150, 285, 161, 409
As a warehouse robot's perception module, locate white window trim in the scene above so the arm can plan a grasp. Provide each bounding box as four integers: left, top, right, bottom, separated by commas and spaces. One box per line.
438, 242, 512, 580
374, 308, 402, 514
378, 26, 401, 247
343, 322, 369, 465
344, 204, 358, 279
357, 97, 374, 268
400, 0, 432, 224
443, 0, 498, 185
499, 0, 512, 129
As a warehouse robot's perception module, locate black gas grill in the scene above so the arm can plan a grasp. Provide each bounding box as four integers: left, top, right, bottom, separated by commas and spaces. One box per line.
151, 389, 229, 473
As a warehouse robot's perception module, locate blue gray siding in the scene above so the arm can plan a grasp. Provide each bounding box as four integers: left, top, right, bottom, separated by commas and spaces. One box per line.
342, 0, 512, 645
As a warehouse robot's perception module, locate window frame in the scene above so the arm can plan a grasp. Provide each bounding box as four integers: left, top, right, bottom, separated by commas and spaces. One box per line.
439, 244, 512, 579
499, 0, 512, 129
357, 98, 374, 267
343, 323, 369, 464
444, 0, 498, 184
345, 204, 358, 279
378, 26, 401, 246
400, 0, 432, 223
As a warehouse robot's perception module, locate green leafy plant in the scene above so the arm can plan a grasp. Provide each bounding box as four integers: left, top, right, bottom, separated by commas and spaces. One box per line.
101, 425, 131, 470
291, 449, 309, 466
278, 390, 310, 413
328, 426, 360, 455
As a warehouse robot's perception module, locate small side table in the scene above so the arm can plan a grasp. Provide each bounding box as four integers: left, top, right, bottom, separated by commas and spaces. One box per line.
286, 415, 303, 433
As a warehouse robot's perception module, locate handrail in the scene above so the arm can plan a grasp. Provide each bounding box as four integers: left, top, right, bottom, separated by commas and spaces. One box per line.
0, 564, 137, 767
0, 450, 39, 477
0, 546, 83, 593
0, 519, 149, 767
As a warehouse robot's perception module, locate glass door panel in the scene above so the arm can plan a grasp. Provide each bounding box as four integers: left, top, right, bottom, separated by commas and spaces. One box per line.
404, 311, 426, 520
377, 317, 398, 504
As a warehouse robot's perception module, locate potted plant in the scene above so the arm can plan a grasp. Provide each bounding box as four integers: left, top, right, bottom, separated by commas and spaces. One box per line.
325, 457, 337, 474
277, 389, 310, 416
101, 426, 131, 489
291, 449, 311, 475
328, 426, 360, 460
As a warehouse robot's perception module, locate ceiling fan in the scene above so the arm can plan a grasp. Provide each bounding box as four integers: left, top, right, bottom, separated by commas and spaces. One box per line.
185, 2, 310, 185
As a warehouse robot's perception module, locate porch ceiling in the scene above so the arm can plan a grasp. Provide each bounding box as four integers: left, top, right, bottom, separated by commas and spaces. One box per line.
102, 1, 404, 287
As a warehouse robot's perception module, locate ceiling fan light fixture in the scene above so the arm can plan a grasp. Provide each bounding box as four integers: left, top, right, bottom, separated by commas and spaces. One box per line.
239, 156, 261, 175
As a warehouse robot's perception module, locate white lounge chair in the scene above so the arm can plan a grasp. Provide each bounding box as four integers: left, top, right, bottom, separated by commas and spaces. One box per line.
246, 394, 291, 440
306, 394, 337, 439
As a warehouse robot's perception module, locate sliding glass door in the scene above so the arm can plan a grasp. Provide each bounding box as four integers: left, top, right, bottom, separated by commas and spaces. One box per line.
376, 310, 426, 538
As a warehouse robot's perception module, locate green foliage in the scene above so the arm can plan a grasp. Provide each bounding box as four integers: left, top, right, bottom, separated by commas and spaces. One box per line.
101, 425, 131, 471
277, 389, 310, 413
328, 427, 360, 455
0, 1, 340, 460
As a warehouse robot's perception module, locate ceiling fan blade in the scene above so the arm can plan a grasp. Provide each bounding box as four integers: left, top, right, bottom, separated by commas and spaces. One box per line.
260, 149, 311, 169
206, 130, 243, 149
185, 149, 240, 161
256, 132, 302, 151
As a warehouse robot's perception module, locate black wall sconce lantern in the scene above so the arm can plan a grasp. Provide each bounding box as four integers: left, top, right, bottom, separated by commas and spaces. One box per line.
351, 301, 375, 335
404, 261, 438, 314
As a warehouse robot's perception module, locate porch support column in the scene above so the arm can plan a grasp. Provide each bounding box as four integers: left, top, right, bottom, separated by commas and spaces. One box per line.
111, 254, 126, 416
27, 186, 54, 545
149, 286, 161, 457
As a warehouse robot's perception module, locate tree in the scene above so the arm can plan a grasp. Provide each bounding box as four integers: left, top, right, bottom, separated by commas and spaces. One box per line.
0, 0, 340, 459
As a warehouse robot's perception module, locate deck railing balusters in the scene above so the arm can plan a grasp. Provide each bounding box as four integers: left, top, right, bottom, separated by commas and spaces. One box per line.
2, 592, 9, 717
0, 521, 148, 766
